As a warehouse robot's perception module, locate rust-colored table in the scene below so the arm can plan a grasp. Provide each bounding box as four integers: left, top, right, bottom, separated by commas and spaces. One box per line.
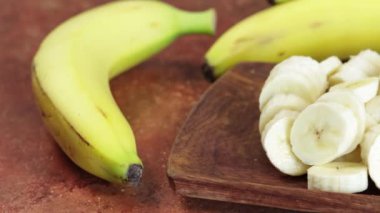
0, 0, 292, 212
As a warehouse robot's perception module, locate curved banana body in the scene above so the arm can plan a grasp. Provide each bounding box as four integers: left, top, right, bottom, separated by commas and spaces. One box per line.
32, 0, 215, 184
204, 0, 380, 79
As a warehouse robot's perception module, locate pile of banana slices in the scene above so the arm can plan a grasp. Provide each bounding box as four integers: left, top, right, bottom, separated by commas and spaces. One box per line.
259, 49, 380, 194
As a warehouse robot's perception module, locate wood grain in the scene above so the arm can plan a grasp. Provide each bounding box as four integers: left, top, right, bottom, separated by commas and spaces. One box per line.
167, 63, 380, 212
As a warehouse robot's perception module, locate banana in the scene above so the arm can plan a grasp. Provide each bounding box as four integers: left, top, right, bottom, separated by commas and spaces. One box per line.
259, 94, 308, 133
360, 125, 380, 189
329, 50, 380, 85
307, 162, 368, 194
320, 56, 342, 77
366, 113, 378, 130
259, 56, 327, 110
266, 56, 327, 95
329, 77, 379, 103
259, 73, 318, 110
203, 0, 380, 80
261, 116, 308, 176
290, 102, 358, 165
32, 1, 215, 184
261, 109, 299, 145
365, 96, 380, 124
268, 0, 296, 5
317, 90, 365, 153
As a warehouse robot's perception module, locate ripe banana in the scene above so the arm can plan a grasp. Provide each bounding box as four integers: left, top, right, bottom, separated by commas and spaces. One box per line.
290, 102, 358, 165
203, 0, 380, 80
307, 162, 368, 193
32, 1, 215, 184
268, 0, 295, 5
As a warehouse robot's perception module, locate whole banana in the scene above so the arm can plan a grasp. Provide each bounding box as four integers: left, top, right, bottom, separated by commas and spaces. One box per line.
203, 0, 380, 80
32, 0, 215, 184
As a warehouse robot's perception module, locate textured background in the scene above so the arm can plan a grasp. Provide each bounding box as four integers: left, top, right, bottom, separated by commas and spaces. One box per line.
0, 0, 293, 212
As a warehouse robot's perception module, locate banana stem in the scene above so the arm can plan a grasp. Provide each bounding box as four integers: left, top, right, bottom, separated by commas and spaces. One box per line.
176, 9, 216, 35
268, 0, 295, 5
127, 164, 143, 186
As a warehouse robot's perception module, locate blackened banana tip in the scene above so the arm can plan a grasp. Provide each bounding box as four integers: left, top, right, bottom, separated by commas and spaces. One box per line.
127, 164, 143, 186
267, 0, 276, 5
202, 63, 216, 82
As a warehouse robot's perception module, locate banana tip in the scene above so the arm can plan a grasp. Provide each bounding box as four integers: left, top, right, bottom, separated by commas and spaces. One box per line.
127, 164, 143, 186
202, 63, 216, 82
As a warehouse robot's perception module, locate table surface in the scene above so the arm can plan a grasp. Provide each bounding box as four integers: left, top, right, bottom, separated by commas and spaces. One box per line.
0, 0, 294, 212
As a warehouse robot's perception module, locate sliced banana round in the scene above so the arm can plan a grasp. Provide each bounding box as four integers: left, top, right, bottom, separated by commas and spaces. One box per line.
262, 116, 309, 176
290, 102, 358, 165
259, 72, 319, 110
317, 90, 365, 153
355, 49, 380, 76
259, 94, 309, 133
320, 56, 342, 77
269, 56, 319, 77
365, 96, 380, 124
329, 50, 380, 85
366, 112, 378, 130
307, 162, 368, 194
267, 56, 327, 97
360, 128, 379, 165
360, 125, 380, 189
261, 109, 299, 145
329, 66, 368, 86
329, 77, 379, 103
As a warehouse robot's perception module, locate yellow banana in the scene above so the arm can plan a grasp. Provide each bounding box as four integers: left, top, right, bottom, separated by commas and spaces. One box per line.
268, 0, 296, 5
204, 0, 380, 80
32, 0, 215, 184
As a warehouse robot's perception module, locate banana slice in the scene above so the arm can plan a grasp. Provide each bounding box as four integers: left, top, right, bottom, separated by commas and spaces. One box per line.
366, 112, 378, 130
259, 94, 309, 132
360, 125, 380, 189
267, 56, 327, 97
329, 50, 380, 85
320, 56, 342, 77
317, 90, 365, 153
365, 96, 380, 124
259, 72, 319, 110
329, 77, 379, 103
262, 116, 309, 176
290, 102, 358, 165
307, 162, 368, 194
334, 147, 362, 163
356, 49, 380, 76
261, 109, 299, 144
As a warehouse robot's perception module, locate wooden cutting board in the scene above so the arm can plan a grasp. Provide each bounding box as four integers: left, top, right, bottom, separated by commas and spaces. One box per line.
167, 63, 380, 212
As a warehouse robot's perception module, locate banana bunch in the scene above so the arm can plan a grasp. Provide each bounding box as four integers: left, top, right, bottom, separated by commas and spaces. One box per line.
260, 50, 380, 194
32, 0, 215, 184
203, 0, 380, 80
